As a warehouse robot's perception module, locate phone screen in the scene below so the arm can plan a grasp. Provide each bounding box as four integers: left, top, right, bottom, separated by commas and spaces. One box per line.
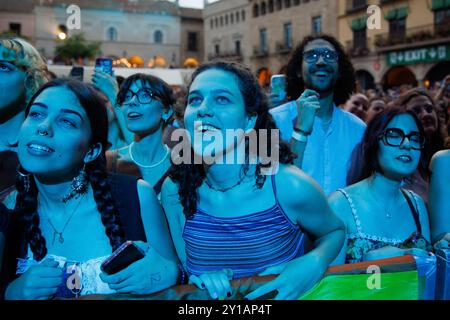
270, 75, 287, 101
95, 58, 113, 76
69, 66, 84, 82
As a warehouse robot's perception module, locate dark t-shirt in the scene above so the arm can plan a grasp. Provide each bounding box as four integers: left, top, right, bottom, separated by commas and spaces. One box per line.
0, 151, 18, 202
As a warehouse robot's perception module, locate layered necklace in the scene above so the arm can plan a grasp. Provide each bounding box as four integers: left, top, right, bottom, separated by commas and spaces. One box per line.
129, 142, 170, 168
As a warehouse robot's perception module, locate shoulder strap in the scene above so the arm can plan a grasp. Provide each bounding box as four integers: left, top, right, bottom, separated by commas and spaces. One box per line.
153, 170, 170, 196
401, 189, 422, 234
111, 149, 119, 174
270, 174, 281, 206
337, 189, 363, 235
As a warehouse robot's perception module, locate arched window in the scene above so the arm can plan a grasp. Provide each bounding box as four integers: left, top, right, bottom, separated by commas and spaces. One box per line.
253, 4, 259, 17
268, 0, 274, 12
107, 27, 118, 41
242, 10, 246, 21
154, 30, 163, 44
236, 11, 240, 22
276, 0, 282, 11
261, 2, 267, 15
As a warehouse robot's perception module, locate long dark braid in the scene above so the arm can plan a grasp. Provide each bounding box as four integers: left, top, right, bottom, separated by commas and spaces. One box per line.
14, 168, 47, 261
88, 155, 126, 251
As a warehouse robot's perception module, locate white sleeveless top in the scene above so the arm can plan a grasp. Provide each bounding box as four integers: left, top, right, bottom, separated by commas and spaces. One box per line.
17, 247, 115, 297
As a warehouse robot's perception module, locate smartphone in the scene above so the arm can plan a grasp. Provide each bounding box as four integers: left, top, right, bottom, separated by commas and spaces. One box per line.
69, 66, 84, 82
270, 74, 287, 101
95, 58, 113, 76
101, 241, 145, 275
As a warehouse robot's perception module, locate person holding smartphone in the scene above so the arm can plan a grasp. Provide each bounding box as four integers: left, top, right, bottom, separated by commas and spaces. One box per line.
269, 35, 366, 196
1, 79, 179, 299
106, 73, 175, 198
91, 59, 134, 150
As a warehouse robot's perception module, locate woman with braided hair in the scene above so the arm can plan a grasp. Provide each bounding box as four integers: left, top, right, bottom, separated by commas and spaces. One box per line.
0, 78, 178, 299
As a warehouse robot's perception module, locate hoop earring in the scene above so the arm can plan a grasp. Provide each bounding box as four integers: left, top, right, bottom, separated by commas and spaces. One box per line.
17, 167, 31, 193
62, 163, 88, 203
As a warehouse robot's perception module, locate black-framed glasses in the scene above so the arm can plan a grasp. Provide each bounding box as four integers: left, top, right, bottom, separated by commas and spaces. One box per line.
121, 88, 161, 105
380, 128, 425, 150
303, 48, 339, 64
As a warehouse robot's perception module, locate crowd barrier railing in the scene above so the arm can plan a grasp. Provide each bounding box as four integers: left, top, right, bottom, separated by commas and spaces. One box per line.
76, 254, 443, 300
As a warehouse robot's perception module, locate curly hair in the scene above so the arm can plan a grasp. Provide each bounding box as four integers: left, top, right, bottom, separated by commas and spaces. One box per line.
397, 88, 447, 159
14, 78, 126, 261
169, 61, 295, 218
0, 37, 50, 108
285, 34, 356, 106
347, 107, 431, 185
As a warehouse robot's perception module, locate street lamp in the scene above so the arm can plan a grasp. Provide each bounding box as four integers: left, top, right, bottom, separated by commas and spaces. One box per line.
57, 25, 68, 40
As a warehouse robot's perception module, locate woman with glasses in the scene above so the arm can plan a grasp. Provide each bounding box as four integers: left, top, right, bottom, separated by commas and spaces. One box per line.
329, 107, 432, 264
106, 74, 175, 197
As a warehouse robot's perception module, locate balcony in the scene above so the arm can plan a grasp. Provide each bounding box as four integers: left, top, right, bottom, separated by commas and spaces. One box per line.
275, 41, 293, 54
346, 0, 367, 14
208, 51, 243, 61
346, 40, 370, 57
252, 46, 269, 58
374, 23, 450, 51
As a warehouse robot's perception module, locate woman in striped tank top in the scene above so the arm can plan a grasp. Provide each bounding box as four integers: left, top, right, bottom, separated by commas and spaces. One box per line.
161, 61, 345, 300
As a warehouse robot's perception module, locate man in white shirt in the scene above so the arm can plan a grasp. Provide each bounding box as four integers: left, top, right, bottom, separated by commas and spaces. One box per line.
270, 35, 366, 195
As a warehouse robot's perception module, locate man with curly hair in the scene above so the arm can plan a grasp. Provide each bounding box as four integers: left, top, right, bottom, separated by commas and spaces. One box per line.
270, 35, 366, 195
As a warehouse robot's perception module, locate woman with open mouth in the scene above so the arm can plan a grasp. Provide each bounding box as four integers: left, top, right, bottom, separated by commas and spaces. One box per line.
0, 78, 179, 299
330, 107, 433, 265
161, 61, 345, 300
106, 74, 175, 198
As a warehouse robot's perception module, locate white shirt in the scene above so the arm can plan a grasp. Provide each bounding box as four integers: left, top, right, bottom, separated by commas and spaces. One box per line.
270, 100, 367, 195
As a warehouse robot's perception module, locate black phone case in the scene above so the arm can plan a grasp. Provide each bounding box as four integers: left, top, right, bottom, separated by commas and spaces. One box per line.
101, 241, 145, 275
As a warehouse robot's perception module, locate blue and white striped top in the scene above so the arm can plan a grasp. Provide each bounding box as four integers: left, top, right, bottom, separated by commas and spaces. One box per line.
183, 175, 304, 279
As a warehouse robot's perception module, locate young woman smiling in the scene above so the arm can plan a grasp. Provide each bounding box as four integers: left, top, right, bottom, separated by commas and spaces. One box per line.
161, 61, 345, 300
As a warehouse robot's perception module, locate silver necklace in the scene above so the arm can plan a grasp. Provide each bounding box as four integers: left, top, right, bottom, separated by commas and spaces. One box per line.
44, 194, 85, 245
204, 174, 246, 193
129, 142, 170, 168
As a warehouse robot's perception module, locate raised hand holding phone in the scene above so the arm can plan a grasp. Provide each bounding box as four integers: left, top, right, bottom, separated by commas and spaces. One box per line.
269, 74, 287, 108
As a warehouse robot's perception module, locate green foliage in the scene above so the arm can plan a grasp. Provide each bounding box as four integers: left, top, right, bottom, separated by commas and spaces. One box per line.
55, 33, 100, 62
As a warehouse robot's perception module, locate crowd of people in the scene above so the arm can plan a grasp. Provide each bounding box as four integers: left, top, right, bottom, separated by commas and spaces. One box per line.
0, 34, 449, 300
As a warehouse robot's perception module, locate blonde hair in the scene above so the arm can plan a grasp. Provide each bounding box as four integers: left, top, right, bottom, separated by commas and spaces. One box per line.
0, 37, 50, 106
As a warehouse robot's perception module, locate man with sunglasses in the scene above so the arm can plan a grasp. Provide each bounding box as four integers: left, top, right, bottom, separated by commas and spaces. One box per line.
270, 35, 366, 196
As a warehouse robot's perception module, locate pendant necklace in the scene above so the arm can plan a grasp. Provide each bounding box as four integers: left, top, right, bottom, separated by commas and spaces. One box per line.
44, 194, 85, 245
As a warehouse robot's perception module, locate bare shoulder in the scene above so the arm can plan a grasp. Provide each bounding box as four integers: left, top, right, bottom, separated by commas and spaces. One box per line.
274, 164, 325, 208
136, 179, 159, 207
430, 150, 450, 174
161, 176, 180, 198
